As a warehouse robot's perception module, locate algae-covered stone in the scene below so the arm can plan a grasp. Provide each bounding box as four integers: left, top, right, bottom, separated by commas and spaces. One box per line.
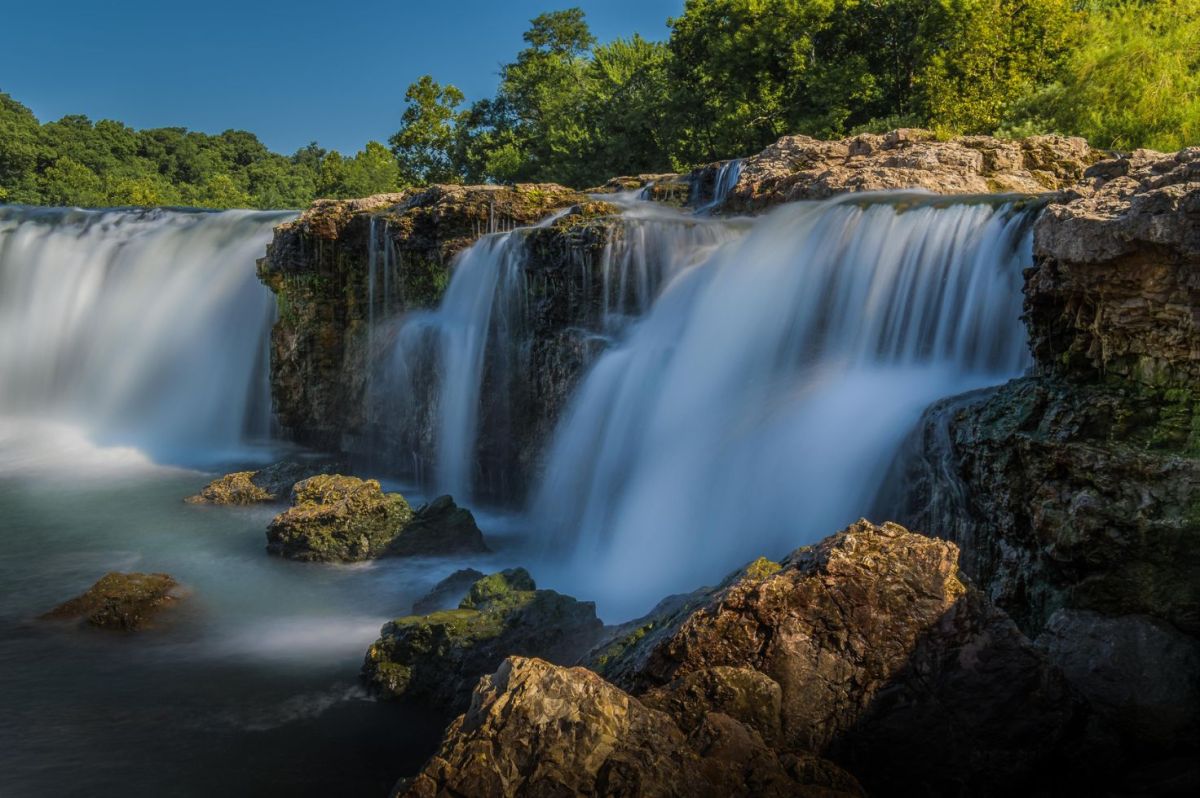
266, 474, 413, 562
185, 471, 272, 505
43, 572, 180, 631
362, 568, 604, 713
185, 458, 347, 505
386, 495, 488, 557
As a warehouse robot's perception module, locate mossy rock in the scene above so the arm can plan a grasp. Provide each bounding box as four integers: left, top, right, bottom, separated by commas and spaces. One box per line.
42, 572, 181, 631
362, 568, 604, 712
412, 568, 486, 615
185, 471, 272, 505
387, 495, 489, 557
266, 474, 413, 562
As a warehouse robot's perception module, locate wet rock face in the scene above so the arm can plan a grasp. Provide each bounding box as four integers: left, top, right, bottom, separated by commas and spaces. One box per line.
363, 568, 604, 714
895, 378, 1200, 638
396, 656, 864, 798
724, 129, 1100, 212
43, 572, 180, 631
257, 183, 590, 454
411, 568, 485, 615
1036, 609, 1200, 749
1030, 148, 1200, 389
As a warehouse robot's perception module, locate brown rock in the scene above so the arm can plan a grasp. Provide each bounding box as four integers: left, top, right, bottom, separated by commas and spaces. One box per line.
396, 656, 863, 798
723, 130, 1100, 212
1030, 147, 1200, 388
42, 572, 180, 631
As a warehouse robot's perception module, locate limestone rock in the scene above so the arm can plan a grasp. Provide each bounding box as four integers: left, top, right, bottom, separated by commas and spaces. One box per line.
42, 572, 181, 631
1030, 147, 1200, 388
396, 656, 863, 798
265, 474, 413, 562
605, 520, 1088, 796
724, 130, 1099, 212
363, 569, 604, 713
412, 568, 486, 615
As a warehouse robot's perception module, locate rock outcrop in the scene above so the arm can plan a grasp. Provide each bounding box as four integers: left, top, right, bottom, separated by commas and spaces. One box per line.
394, 521, 1094, 796
363, 568, 604, 713
265, 475, 488, 562
723, 129, 1100, 212
258, 186, 619, 501
397, 656, 863, 798
893, 143, 1200, 783
42, 572, 181, 631
1029, 147, 1200, 388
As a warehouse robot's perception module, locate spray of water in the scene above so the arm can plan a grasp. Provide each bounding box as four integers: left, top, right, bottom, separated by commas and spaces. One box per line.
0, 206, 290, 464
528, 194, 1036, 618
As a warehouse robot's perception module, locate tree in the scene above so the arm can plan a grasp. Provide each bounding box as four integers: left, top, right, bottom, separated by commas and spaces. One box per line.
1004, 0, 1200, 150
919, 0, 1076, 134
391, 75, 466, 184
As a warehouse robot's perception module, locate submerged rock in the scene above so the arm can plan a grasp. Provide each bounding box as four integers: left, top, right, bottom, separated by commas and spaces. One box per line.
363, 568, 604, 713
396, 656, 864, 798
412, 568, 485, 615
266, 475, 413, 562
185, 457, 346, 505
42, 572, 181, 631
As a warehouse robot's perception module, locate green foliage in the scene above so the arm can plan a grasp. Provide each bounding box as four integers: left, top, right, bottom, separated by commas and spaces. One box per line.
0, 90, 407, 209
390, 76, 466, 184
1003, 0, 1200, 150
4, 1, 1196, 207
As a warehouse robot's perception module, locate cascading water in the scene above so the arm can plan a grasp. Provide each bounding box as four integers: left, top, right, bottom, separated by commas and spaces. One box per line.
529, 193, 1036, 618
376, 202, 742, 500
0, 206, 291, 465
697, 158, 743, 213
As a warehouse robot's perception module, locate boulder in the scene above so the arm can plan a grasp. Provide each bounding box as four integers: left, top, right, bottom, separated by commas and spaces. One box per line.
1030, 147, 1200, 388
602, 520, 1090, 796
42, 572, 181, 631
396, 656, 863, 798
184, 457, 347, 505
412, 568, 485, 615
265, 474, 413, 562
363, 568, 604, 713
388, 495, 488, 558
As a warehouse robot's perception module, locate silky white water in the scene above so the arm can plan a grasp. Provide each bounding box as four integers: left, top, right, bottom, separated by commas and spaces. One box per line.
529, 194, 1035, 618
0, 206, 290, 464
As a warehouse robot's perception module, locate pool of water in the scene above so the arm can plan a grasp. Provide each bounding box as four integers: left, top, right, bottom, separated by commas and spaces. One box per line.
0, 421, 527, 797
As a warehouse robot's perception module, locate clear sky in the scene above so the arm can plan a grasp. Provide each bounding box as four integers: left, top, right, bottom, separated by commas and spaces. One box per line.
1, 0, 683, 155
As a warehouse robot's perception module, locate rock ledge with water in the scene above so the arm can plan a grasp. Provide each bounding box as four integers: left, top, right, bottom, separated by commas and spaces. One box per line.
42, 572, 181, 631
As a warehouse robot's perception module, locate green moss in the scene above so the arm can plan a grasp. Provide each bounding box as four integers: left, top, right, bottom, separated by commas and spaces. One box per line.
460, 568, 537, 611
743, 556, 783, 581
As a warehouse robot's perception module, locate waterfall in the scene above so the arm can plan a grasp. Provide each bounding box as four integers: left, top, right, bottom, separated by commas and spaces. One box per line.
375, 202, 743, 501
0, 206, 291, 465
529, 193, 1036, 618
697, 158, 742, 213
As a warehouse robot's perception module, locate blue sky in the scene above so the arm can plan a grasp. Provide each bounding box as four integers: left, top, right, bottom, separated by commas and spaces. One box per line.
1, 0, 682, 155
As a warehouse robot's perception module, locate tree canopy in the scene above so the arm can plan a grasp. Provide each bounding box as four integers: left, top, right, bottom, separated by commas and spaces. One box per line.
3, 1, 1197, 207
